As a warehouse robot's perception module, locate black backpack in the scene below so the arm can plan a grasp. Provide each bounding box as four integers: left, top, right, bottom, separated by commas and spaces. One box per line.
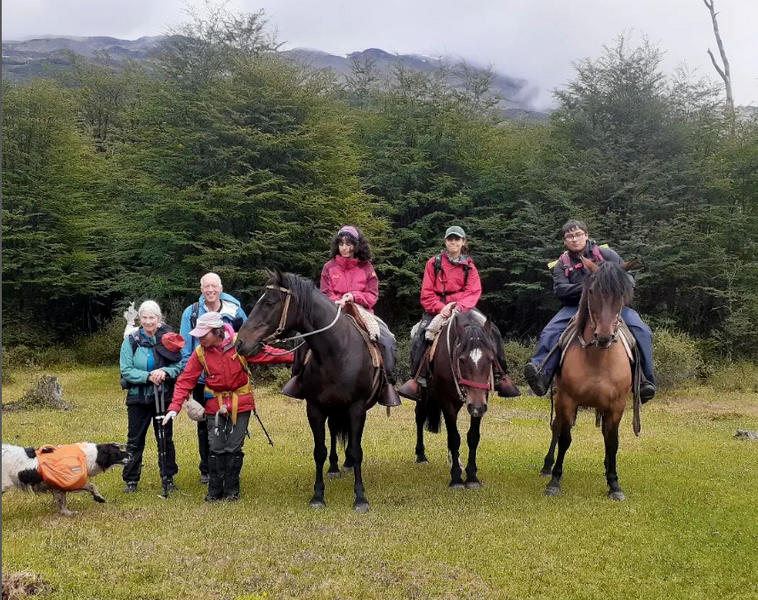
434, 253, 470, 302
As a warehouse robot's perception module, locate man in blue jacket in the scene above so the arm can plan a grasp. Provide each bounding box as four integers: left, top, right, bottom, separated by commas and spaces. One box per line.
179, 272, 248, 484
524, 220, 656, 402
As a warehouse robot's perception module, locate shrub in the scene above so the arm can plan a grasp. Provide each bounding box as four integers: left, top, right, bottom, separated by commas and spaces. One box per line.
503, 339, 534, 387
73, 318, 126, 366
652, 328, 703, 390
705, 361, 758, 393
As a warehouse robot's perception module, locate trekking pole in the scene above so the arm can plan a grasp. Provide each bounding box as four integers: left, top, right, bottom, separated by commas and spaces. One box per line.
154, 384, 170, 499
252, 409, 274, 446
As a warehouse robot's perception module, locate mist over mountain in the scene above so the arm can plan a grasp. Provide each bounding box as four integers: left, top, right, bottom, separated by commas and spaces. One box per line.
2, 35, 548, 120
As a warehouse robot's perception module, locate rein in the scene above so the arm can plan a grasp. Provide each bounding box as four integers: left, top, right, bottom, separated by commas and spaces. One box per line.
261, 284, 342, 346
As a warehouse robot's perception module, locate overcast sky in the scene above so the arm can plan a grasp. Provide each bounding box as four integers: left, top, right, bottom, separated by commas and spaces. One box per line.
3, 0, 757, 109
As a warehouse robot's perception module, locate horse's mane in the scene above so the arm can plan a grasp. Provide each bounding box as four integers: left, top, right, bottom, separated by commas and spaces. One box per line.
453, 311, 495, 354
271, 271, 335, 324
577, 262, 634, 331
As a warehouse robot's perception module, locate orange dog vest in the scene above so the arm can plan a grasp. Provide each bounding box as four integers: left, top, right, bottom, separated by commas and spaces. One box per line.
36, 443, 89, 491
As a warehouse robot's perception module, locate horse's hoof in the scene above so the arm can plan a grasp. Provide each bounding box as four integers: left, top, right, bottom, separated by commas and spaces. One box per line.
309, 499, 326, 510
465, 480, 483, 490
539, 469, 552, 478
545, 486, 561, 497
608, 490, 626, 501
449, 482, 465, 490
415, 456, 428, 464
341, 465, 354, 473
326, 470, 341, 480
353, 501, 370, 514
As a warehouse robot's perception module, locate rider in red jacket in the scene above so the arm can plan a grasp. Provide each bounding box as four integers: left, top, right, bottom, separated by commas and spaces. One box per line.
398, 225, 519, 400
164, 313, 293, 502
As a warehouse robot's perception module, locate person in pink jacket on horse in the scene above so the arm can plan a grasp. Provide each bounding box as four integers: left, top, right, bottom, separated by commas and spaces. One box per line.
281, 225, 401, 407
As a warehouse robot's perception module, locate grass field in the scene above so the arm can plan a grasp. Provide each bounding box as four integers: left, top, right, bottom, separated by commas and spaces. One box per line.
2, 366, 758, 600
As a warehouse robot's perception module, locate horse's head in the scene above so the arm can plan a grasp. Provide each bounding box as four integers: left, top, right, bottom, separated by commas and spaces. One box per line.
453, 313, 497, 418
236, 270, 301, 357
579, 257, 637, 349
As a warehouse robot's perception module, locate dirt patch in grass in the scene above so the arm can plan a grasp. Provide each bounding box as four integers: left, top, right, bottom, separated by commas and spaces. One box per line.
2, 571, 49, 600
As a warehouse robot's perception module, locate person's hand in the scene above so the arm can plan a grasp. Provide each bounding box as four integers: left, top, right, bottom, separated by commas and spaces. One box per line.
440, 303, 456, 319
162, 410, 177, 426
148, 370, 166, 385
341, 293, 354, 304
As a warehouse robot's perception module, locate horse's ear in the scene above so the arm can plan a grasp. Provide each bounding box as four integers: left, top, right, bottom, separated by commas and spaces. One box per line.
621, 258, 641, 272
483, 318, 492, 335
581, 255, 599, 273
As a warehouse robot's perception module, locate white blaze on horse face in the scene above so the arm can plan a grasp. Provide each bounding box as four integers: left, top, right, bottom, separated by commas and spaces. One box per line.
469, 348, 483, 367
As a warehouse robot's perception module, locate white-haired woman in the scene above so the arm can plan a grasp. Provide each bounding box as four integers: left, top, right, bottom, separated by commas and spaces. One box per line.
119, 300, 183, 493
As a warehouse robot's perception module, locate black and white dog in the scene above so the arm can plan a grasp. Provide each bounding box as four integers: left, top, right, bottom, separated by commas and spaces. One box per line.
2, 442, 130, 515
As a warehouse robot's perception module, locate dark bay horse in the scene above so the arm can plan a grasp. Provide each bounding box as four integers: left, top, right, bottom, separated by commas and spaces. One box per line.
415, 311, 500, 489
542, 258, 637, 500
236, 272, 380, 512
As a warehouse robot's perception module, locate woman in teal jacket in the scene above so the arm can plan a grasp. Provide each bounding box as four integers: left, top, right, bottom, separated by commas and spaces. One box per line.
119, 300, 183, 493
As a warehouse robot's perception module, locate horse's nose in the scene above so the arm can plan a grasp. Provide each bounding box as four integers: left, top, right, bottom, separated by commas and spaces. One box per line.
467, 404, 488, 418
596, 335, 613, 349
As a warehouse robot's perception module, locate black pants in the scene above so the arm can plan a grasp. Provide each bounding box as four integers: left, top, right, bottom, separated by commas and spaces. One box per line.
193, 384, 210, 477
123, 402, 178, 483
409, 311, 509, 377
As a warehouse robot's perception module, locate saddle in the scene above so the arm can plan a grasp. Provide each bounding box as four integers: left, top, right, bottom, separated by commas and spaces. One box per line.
557, 316, 636, 368
341, 302, 382, 368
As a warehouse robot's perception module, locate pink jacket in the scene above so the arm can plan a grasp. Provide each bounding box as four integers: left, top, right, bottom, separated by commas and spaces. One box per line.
320, 255, 379, 313
420, 253, 481, 314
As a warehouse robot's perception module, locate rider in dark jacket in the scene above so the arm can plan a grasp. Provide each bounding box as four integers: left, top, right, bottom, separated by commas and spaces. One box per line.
524, 220, 656, 402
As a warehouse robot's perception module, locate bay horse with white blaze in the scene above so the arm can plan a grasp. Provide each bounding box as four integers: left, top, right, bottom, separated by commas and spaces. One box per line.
542, 257, 638, 500
236, 272, 381, 512
415, 311, 501, 489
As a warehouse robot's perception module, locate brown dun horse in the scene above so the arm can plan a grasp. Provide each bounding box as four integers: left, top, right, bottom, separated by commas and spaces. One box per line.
415, 311, 500, 489
541, 257, 637, 500
236, 272, 380, 512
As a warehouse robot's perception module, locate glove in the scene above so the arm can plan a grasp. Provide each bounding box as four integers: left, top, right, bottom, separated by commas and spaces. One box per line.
162, 410, 177, 426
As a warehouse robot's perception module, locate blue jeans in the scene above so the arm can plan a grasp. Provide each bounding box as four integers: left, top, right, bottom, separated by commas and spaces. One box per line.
530, 306, 655, 384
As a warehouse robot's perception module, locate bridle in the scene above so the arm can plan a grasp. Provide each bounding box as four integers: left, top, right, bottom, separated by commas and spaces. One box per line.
578, 290, 622, 349
259, 284, 342, 347
447, 317, 494, 402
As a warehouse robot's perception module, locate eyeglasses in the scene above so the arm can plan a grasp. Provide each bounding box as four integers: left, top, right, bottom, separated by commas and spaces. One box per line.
564, 232, 586, 241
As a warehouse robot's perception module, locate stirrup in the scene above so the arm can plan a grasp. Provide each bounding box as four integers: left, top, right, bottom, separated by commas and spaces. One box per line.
397, 379, 419, 401
378, 384, 402, 407
495, 375, 521, 398
280, 375, 305, 399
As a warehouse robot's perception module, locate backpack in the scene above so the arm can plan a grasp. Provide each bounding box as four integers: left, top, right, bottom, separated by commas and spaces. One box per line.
36, 443, 88, 491
189, 301, 200, 330
434, 253, 470, 303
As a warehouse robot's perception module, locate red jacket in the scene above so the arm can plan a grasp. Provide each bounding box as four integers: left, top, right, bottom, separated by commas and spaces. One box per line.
169, 325, 293, 416
320, 255, 379, 313
420, 253, 482, 314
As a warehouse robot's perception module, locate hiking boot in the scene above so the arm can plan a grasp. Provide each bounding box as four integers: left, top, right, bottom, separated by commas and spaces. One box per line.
640, 381, 656, 404
166, 478, 179, 491
123, 482, 138, 493
205, 493, 223, 503
224, 493, 240, 502
281, 375, 305, 399
199, 474, 210, 485
524, 362, 550, 397
378, 384, 402, 407
495, 374, 521, 398
397, 379, 420, 401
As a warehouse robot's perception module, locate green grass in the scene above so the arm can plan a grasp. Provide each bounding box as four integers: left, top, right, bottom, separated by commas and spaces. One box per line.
3, 367, 758, 600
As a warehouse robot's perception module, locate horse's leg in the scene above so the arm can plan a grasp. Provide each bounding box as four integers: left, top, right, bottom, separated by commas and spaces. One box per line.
347, 401, 369, 513
464, 415, 483, 489
603, 409, 626, 501
545, 402, 574, 496
540, 428, 558, 477
444, 408, 464, 489
327, 420, 341, 479
415, 397, 428, 463
306, 402, 328, 509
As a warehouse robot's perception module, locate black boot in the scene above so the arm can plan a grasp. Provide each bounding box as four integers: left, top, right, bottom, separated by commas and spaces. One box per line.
524, 362, 550, 397
640, 380, 656, 404
205, 453, 224, 502
223, 452, 244, 501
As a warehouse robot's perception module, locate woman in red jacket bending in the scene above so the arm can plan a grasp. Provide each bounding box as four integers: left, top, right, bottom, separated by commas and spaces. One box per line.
398, 225, 519, 400
282, 225, 400, 407
163, 312, 293, 502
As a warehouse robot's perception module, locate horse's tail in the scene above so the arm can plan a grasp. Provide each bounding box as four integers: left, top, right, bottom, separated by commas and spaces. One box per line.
423, 393, 443, 434
327, 412, 350, 447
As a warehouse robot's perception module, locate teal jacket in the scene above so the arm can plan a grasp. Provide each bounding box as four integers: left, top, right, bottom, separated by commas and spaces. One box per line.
120, 326, 182, 405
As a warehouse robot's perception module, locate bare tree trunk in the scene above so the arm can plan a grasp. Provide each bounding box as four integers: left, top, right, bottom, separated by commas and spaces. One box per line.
703, 0, 734, 112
